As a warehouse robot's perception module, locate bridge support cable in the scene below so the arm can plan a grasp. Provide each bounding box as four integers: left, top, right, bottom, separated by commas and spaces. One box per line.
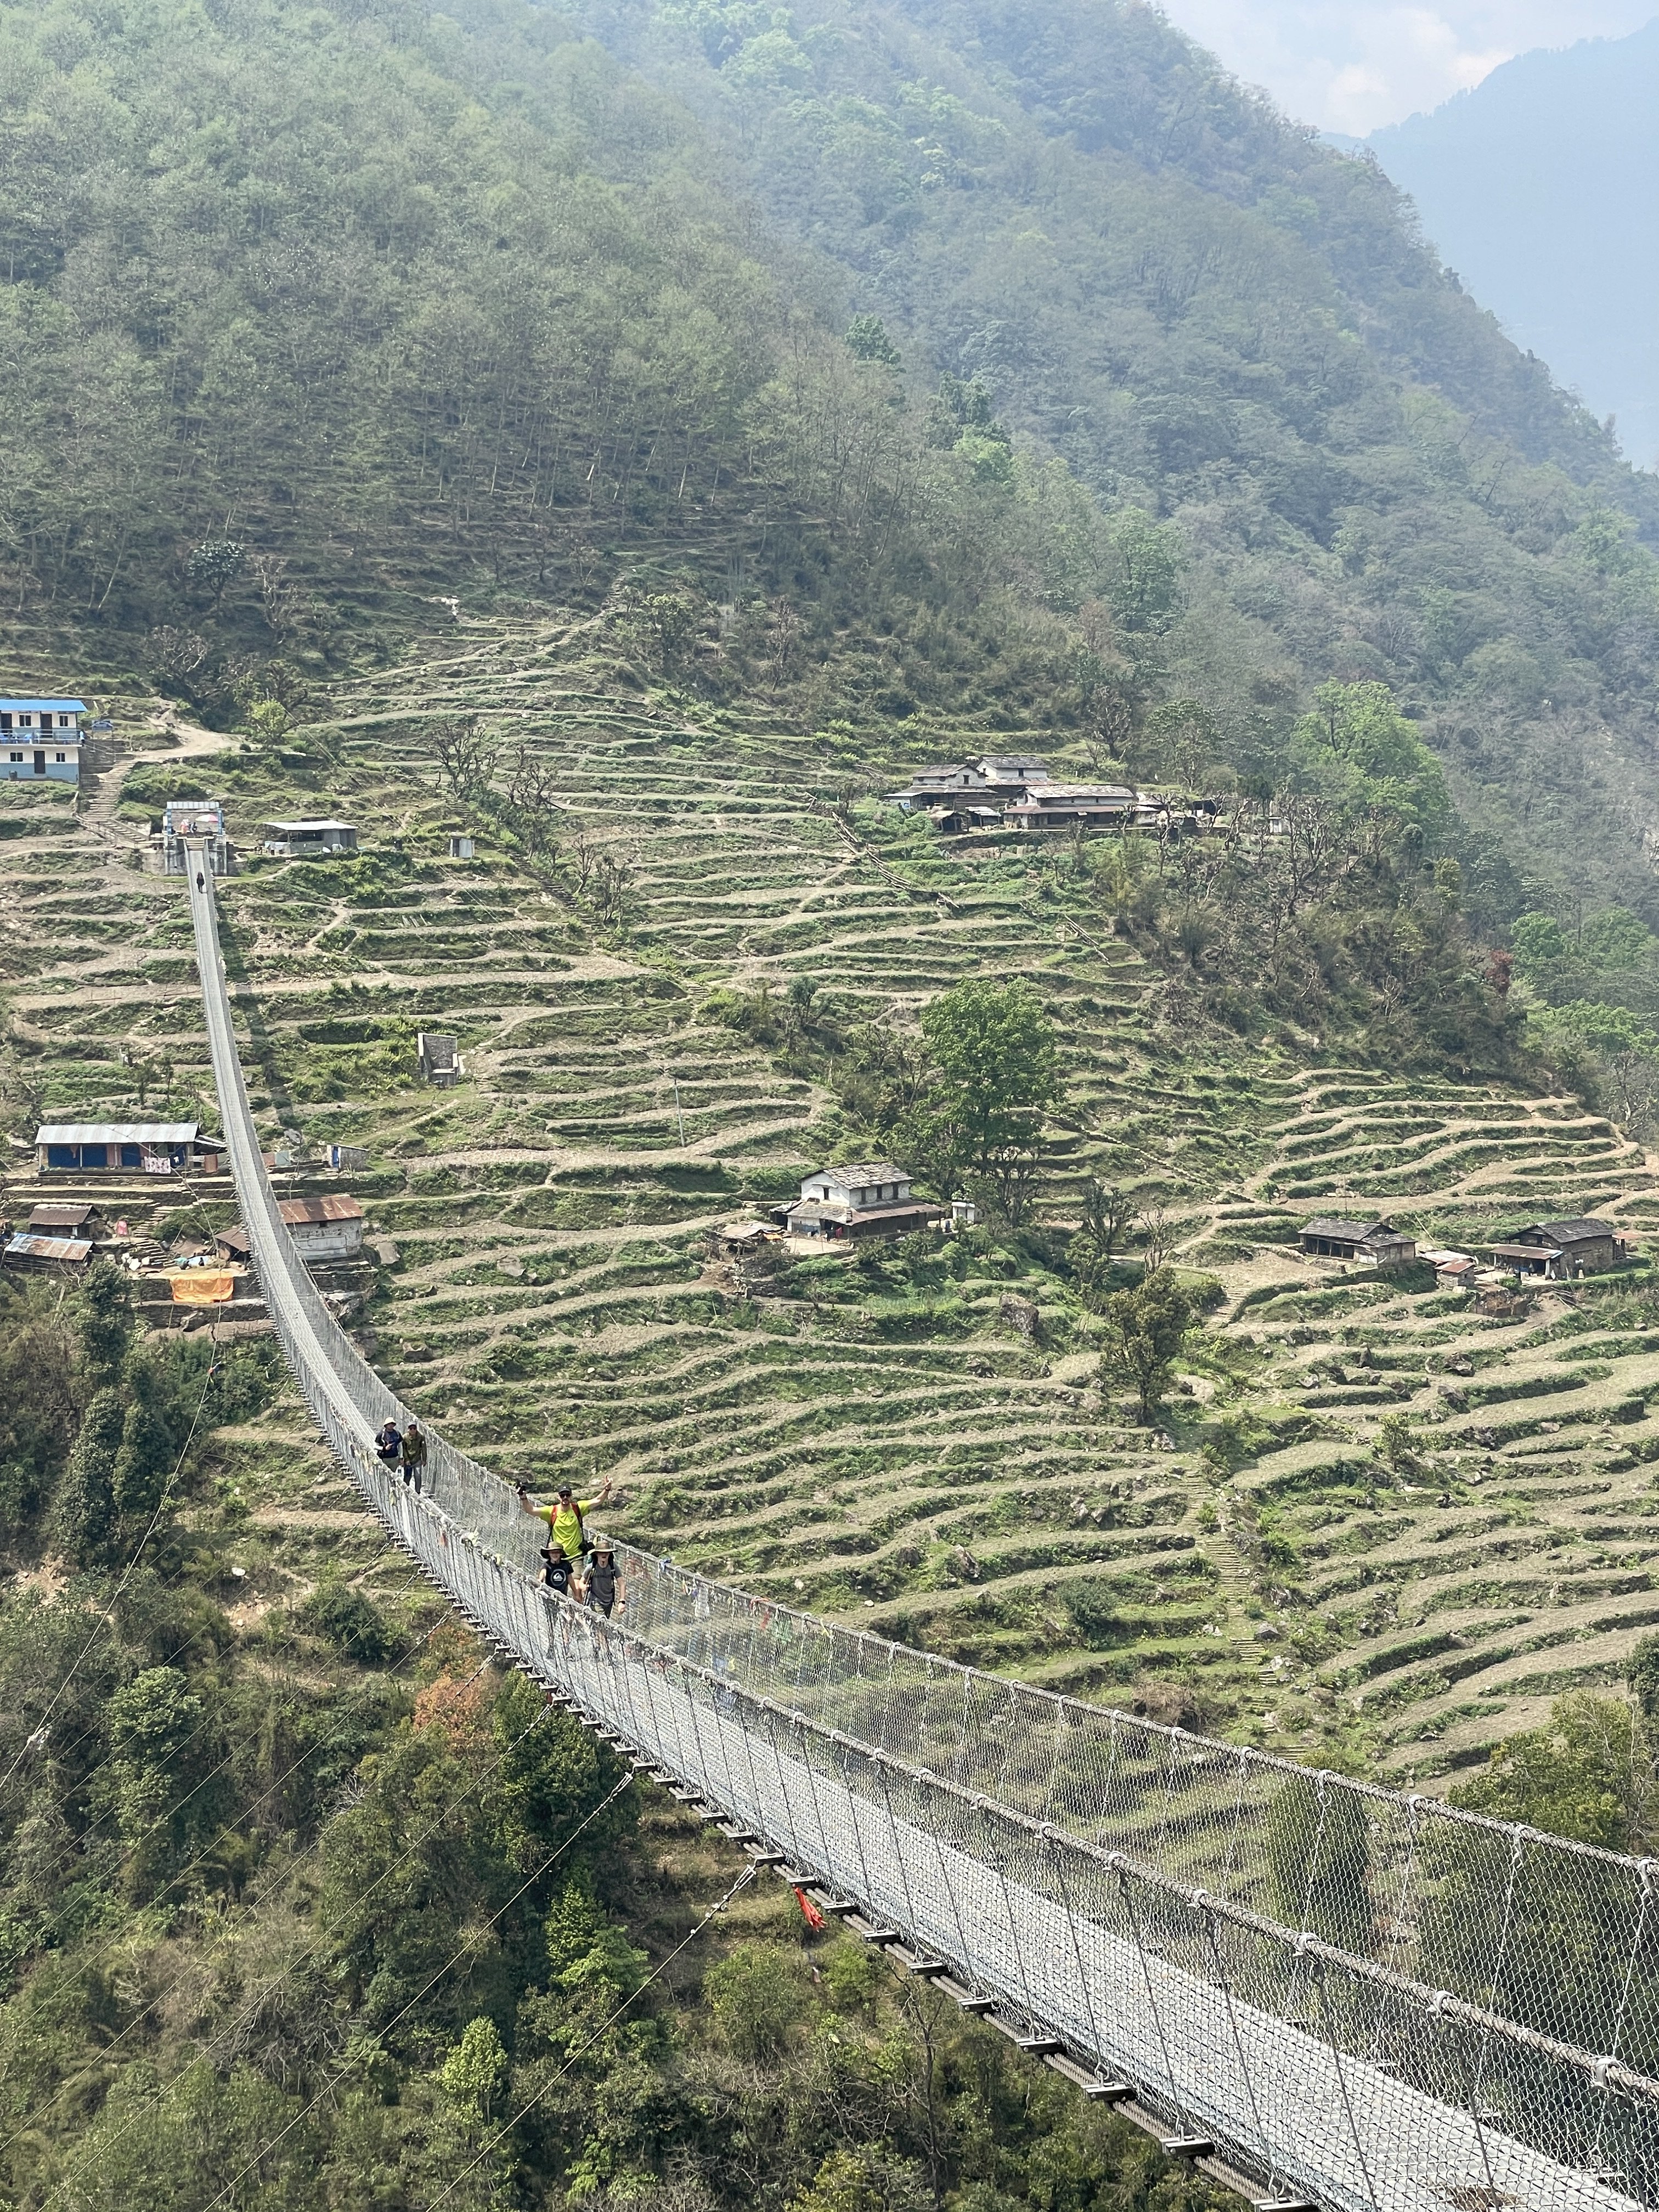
185, 849, 1659, 2212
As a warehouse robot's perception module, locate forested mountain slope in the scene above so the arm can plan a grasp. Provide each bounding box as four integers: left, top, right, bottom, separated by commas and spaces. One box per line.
4, 0, 1659, 927
561, 0, 1659, 919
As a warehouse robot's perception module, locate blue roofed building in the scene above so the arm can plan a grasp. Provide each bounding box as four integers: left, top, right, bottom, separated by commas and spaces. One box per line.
0, 698, 86, 783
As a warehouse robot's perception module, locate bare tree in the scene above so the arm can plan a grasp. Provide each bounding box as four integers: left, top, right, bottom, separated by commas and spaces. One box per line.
589, 849, 636, 926
507, 744, 562, 861
567, 825, 597, 898
250, 552, 302, 639
1138, 1200, 1173, 1273
430, 715, 498, 802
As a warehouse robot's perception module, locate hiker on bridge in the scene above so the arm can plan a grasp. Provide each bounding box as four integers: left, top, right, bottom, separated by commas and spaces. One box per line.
540, 1541, 582, 1599
374, 1418, 403, 1473
401, 1419, 428, 1495
586, 1543, 623, 1619
518, 1475, 611, 1560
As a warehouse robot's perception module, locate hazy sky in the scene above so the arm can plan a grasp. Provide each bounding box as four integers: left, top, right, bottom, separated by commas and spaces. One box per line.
1155, 1, 1658, 133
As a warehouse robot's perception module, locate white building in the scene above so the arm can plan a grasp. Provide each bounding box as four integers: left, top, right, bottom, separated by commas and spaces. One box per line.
777, 1161, 942, 1240
0, 698, 84, 783
278, 1194, 365, 1262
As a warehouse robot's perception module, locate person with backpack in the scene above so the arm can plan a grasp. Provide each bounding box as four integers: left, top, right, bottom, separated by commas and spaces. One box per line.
401, 1420, 428, 1495
374, 1419, 403, 1474
586, 1544, 623, 1619
517, 1474, 611, 1561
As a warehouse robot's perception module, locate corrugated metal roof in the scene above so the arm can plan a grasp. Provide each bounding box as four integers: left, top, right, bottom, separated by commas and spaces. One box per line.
265, 820, 356, 833
28, 1203, 96, 1228
279, 1194, 365, 1225
36, 1121, 199, 1144
808, 1161, 909, 1186
4, 1233, 92, 1261
0, 699, 86, 713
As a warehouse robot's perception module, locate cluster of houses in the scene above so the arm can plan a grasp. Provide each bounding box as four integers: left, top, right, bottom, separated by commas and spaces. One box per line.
1299, 1214, 1634, 1289
887, 754, 1220, 838
3, 1120, 372, 1300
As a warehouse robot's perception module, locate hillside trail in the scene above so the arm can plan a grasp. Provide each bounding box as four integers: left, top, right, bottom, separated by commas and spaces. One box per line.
79, 712, 231, 853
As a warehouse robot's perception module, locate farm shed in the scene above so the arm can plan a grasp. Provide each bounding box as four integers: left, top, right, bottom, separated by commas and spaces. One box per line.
4, 1232, 92, 1273
262, 820, 358, 857
1299, 1217, 1417, 1267
27, 1201, 104, 1238
417, 1032, 462, 1086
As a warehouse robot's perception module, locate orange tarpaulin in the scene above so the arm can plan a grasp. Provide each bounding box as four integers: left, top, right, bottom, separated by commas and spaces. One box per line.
168, 1272, 235, 1305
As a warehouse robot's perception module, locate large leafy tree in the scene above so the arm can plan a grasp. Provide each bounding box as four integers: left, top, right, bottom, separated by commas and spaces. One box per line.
916, 979, 1062, 1221
1097, 1268, 1195, 1423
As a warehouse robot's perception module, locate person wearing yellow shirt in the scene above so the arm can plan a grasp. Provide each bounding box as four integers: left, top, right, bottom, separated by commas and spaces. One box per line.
517, 1475, 611, 1560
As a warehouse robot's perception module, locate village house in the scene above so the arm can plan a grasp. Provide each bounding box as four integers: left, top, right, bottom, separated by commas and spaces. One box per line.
262, 819, 359, 858
1419, 1246, 1477, 1293
27, 1200, 106, 1240
775, 1162, 943, 1240
1004, 782, 1139, 832
0, 698, 84, 784
1489, 1217, 1630, 1279
35, 1121, 224, 1175
159, 797, 234, 877
222, 1195, 365, 1264
1299, 1216, 1417, 1268
3, 1229, 93, 1274
887, 755, 1054, 822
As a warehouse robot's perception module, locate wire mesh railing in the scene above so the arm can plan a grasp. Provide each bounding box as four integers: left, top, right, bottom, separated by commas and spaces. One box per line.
186, 850, 1659, 2212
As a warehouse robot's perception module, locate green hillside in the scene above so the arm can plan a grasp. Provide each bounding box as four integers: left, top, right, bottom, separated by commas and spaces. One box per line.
6, 0, 1659, 922
8, 0, 1659, 2200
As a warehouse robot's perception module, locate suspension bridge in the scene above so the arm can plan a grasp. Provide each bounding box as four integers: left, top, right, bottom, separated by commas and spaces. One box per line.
185, 845, 1659, 2212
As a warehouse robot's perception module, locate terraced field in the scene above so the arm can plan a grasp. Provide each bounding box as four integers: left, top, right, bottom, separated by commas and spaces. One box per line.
10, 610, 1659, 1786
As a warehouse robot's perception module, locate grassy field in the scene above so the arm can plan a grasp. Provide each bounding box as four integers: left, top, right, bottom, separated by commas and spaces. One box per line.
10, 610, 1659, 1788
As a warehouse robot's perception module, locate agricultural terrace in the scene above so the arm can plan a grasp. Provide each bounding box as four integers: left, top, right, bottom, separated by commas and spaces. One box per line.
5, 613, 1659, 1785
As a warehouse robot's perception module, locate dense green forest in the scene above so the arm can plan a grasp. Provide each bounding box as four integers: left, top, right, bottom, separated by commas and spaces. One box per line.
6, 0, 1659, 928
0, 1263, 1227, 2212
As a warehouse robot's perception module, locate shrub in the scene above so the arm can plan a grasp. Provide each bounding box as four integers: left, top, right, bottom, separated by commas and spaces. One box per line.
301, 1578, 393, 1664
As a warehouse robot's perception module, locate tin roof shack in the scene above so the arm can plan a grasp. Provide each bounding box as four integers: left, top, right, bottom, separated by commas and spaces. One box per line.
278, 1194, 365, 1262
3, 1231, 92, 1274
35, 1122, 225, 1176
0, 698, 84, 783
27, 1201, 105, 1239
159, 798, 234, 877
263, 820, 358, 859
1490, 1217, 1629, 1280
1300, 1217, 1418, 1268
777, 1161, 944, 1241
1420, 1248, 1477, 1293
416, 1032, 462, 1087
